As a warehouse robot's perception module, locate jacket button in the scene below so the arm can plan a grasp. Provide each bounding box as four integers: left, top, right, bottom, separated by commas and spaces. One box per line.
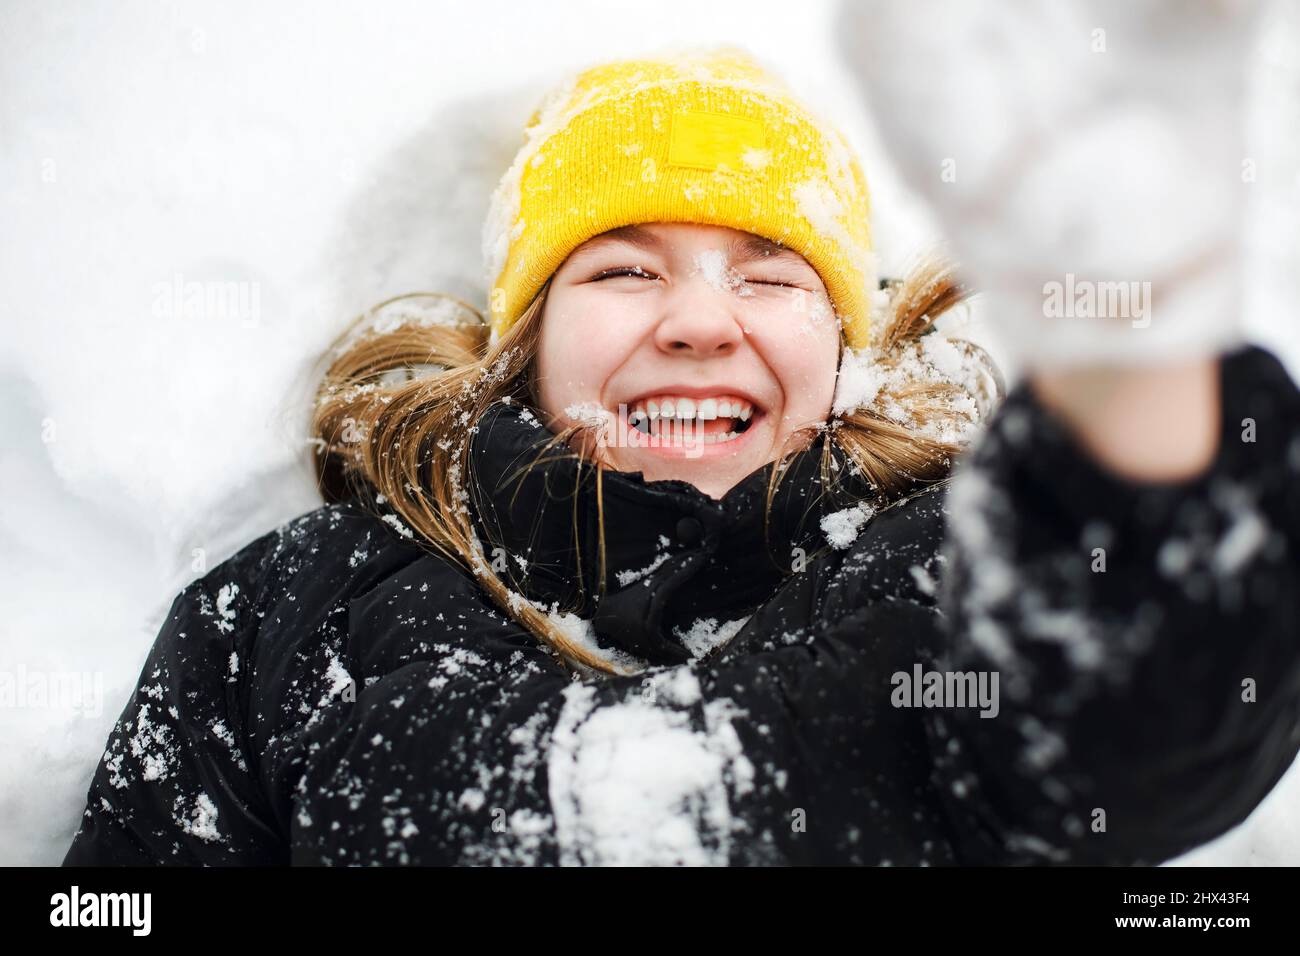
675, 516, 704, 546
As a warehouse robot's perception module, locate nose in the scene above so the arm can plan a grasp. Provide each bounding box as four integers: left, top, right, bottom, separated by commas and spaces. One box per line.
652, 279, 746, 357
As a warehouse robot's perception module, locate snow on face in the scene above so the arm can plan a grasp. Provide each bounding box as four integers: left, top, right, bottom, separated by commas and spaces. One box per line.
533, 222, 841, 500
691, 249, 753, 297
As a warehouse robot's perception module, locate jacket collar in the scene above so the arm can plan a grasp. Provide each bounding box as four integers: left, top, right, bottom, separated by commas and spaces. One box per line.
466, 398, 873, 665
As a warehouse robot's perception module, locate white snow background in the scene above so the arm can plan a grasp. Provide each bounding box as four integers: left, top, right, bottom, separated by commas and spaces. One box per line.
1, 0, 1296, 866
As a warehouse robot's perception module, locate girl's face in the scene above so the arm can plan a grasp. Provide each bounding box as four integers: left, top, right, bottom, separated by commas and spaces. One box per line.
533, 222, 842, 499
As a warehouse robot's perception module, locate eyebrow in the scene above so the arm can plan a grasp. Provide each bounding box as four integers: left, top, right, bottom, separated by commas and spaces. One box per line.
568, 224, 805, 266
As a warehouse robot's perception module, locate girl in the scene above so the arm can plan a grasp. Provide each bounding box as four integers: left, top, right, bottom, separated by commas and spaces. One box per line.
64, 48, 1298, 866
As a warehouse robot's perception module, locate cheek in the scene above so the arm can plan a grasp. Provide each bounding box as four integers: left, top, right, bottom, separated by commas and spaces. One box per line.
747, 299, 841, 417
535, 299, 642, 412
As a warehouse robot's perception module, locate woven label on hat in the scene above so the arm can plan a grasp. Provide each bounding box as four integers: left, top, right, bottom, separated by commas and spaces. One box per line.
667, 110, 766, 172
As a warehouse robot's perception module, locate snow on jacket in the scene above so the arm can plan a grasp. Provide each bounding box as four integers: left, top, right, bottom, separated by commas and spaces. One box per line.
63, 345, 1300, 865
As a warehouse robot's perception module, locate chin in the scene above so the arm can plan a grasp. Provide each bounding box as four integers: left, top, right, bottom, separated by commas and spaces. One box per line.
619, 453, 755, 497
691, 476, 740, 500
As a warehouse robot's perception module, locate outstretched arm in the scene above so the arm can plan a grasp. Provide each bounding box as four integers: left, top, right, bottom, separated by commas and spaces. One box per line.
923, 345, 1300, 864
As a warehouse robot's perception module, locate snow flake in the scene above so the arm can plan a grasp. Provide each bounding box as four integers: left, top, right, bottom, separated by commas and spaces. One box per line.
381, 513, 415, 540
821, 502, 877, 549
673, 615, 751, 660
178, 792, 223, 843
214, 583, 239, 633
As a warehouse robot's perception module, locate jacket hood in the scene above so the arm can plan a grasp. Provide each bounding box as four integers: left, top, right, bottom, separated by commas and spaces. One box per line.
466, 398, 875, 665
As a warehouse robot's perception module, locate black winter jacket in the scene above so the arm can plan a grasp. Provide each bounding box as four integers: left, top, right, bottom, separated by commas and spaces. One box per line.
63, 345, 1300, 865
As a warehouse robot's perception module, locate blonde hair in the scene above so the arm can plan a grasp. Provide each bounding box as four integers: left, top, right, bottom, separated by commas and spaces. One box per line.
311, 255, 997, 677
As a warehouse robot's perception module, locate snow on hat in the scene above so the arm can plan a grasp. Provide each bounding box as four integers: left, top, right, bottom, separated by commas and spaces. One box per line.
482, 46, 877, 350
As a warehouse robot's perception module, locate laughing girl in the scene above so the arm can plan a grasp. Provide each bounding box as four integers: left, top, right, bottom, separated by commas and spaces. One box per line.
65, 48, 1299, 866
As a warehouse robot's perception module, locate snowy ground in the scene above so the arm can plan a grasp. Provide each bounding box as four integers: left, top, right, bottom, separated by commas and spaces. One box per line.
1, 0, 1296, 866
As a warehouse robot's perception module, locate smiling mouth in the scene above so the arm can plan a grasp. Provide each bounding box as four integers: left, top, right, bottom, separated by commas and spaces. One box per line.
620, 394, 760, 447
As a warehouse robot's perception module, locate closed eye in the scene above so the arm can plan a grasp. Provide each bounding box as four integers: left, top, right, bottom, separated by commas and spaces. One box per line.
589, 268, 808, 291
590, 267, 660, 281
745, 277, 818, 292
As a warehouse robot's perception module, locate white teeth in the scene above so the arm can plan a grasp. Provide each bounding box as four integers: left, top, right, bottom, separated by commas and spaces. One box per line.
625, 396, 756, 420
623, 396, 759, 443
629, 415, 744, 446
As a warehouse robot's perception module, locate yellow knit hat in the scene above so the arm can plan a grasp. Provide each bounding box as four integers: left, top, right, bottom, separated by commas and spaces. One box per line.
483, 46, 877, 350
